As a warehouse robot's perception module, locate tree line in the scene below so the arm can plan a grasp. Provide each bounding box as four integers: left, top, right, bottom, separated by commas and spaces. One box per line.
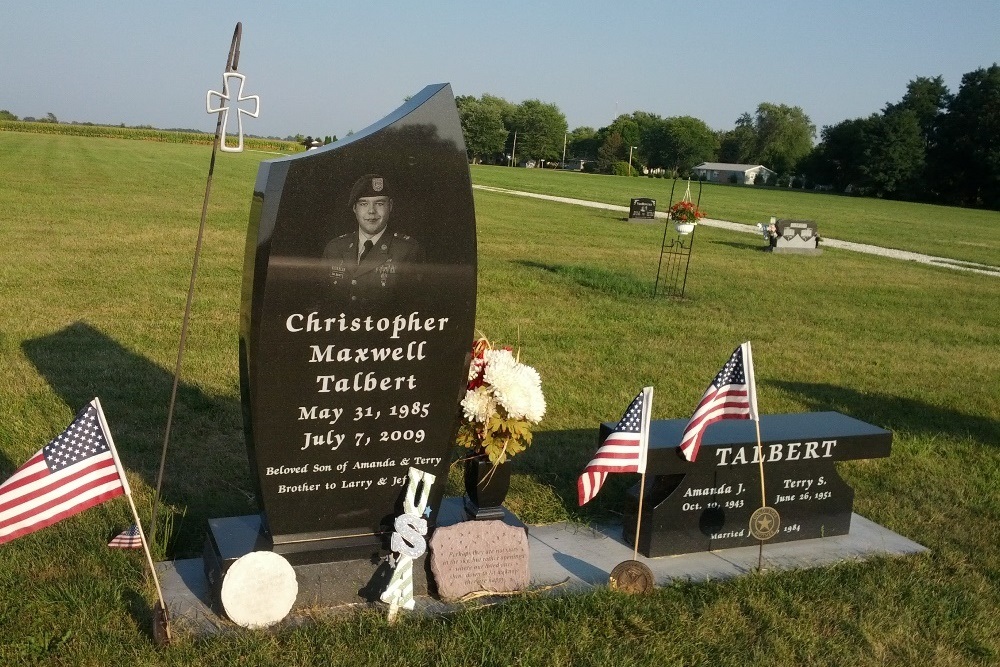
458, 63, 1000, 209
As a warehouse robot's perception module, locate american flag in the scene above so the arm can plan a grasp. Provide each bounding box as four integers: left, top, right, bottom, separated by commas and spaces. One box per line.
678, 342, 759, 462
0, 400, 127, 545
578, 387, 652, 505
108, 524, 143, 549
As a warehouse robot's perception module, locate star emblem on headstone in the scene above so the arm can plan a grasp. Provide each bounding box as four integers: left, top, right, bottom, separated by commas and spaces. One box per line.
749, 506, 780, 541
206, 72, 260, 153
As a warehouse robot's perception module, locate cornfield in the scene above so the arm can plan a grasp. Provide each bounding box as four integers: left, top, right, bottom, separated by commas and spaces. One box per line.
0, 120, 302, 153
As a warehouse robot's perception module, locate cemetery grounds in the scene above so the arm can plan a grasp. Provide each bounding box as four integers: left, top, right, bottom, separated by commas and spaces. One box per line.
0, 131, 998, 666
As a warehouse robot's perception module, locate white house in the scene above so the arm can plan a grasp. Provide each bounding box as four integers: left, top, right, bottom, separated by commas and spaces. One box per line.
692, 162, 776, 185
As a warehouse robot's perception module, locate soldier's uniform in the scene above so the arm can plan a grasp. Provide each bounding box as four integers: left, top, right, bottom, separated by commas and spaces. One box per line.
322, 230, 424, 306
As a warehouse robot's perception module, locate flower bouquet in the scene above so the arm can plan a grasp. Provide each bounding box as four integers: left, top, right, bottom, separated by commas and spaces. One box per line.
667, 180, 704, 235
456, 338, 546, 466
667, 199, 705, 224
758, 220, 779, 247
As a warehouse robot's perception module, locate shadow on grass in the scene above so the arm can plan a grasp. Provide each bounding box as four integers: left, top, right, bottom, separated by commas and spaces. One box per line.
22, 322, 253, 557
512, 427, 638, 523
710, 239, 767, 252
769, 379, 1000, 445
513, 260, 654, 298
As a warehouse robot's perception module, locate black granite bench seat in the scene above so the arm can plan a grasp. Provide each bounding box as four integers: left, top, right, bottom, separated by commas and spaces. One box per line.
597, 412, 892, 557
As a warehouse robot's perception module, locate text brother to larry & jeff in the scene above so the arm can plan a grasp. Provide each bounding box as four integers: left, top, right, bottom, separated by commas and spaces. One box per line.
713, 440, 837, 466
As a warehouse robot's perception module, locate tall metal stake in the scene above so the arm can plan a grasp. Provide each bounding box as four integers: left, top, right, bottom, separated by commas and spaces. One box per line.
149, 23, 244, 543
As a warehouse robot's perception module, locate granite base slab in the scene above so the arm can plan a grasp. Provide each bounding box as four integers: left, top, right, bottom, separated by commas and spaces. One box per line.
155, 505, 926, 636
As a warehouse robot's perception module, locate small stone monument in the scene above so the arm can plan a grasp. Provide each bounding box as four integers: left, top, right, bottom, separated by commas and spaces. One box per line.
771, 218, 821, 254
628, 197, 656, 222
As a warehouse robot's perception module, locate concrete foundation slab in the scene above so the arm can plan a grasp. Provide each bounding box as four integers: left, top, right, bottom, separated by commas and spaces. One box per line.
155, 505, 925, 636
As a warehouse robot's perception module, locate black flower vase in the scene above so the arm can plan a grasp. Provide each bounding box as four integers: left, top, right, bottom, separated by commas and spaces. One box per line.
463, 455, 511, 521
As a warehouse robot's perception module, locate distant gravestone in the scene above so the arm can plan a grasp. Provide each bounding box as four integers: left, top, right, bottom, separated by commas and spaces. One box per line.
772, 219, 821, 254
205, 84, 477, 583
429, 521, 530, 600
605, 412, 892, 557
628, 197, 656, 222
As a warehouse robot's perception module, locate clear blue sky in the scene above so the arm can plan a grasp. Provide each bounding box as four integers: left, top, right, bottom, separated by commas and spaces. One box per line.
2, 1, 998, 140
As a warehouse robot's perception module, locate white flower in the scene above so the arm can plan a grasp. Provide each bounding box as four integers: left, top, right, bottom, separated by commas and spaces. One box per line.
461, 387, 496, 423
467, 357, 484, 382
482, 349, 546, 423
482, 348, 517, 380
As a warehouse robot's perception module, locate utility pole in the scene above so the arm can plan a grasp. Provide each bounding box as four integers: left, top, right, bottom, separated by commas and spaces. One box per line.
510, 130, 517, 167
628, 145, 637, 177
561, 132, 567, 168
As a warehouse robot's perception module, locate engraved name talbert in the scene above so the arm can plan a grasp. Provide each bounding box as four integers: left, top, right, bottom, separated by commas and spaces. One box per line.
713, 439, 838, 466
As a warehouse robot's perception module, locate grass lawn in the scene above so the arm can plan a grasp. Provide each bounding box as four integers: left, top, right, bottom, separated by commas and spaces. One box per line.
0, 131, 998, 665
470, 165, 1000, 268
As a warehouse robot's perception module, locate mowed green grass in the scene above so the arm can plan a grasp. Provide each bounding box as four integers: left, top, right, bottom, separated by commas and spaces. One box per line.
0, 131, 998, 665
471, 165, 1000, 268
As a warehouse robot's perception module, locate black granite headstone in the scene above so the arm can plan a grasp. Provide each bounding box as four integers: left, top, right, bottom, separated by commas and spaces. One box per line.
212, 84, 476, 568
628, 198, 656, 222
603, 412, 891, 557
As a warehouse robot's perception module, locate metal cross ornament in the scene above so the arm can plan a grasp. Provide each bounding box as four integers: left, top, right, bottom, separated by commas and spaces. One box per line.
206, 71, 259, 152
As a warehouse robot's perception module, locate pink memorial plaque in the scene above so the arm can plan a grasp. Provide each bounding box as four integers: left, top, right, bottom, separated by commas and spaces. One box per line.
429, 521, 529, 600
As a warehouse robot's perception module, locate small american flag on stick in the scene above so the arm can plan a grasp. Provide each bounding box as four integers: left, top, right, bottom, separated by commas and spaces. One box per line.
578, 387, 652, 505
108, 524, 143, 549
0, 401, 127, 545
678, 342, 759, 462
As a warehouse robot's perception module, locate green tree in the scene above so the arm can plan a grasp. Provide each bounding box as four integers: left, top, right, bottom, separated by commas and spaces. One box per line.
596, 131, 624, 173
932, 64, 1000, 208
456, 95, 509, 163
602, 114, 641, 149
885, 75, 951, 145
566, 126, 598, 160
802, 117, 871, 191
643, 116, 717, 174
508, 99, 568, 162
0, 110, 18, 121
717, 112, 756, 164
753, 103, 816, 176
860, 110, 926, 198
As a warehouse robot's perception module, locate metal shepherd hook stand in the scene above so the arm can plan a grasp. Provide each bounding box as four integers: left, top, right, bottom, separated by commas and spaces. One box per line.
149, 23, 258, 545
653, 177, 703, 298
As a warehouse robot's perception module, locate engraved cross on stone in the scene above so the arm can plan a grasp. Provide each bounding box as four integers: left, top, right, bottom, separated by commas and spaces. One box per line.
206, 72, 260, 153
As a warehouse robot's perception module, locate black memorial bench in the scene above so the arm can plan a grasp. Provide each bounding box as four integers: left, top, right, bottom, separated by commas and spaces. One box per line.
597, 412, 892, 557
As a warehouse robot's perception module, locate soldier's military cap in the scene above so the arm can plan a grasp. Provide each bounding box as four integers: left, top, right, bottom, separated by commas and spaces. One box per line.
349, 174, 391, 206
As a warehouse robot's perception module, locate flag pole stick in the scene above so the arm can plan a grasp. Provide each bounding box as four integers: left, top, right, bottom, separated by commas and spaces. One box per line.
754, 418, 765, 571
755, 420, 765, 507
632, 471, 646, 562
632, 387, 653, 562
94, 398, 172, 643
149, 23, 243, 544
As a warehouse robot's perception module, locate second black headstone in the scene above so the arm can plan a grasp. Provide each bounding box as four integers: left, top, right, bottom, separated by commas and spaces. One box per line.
628, 197, 656, 222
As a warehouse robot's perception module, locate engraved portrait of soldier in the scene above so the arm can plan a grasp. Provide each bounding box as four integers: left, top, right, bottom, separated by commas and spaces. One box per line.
322, 173, 425, 306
